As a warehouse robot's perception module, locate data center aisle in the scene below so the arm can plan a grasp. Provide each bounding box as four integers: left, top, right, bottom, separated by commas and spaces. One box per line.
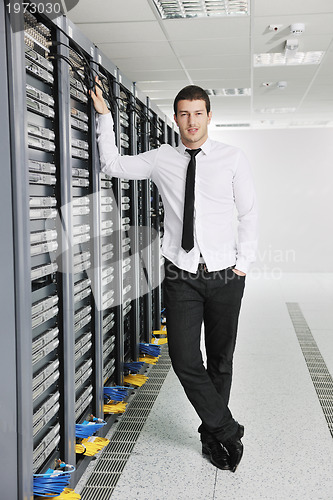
81, 274, 333, 500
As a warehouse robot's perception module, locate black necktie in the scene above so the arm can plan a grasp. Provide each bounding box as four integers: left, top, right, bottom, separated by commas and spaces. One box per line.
181, 148, 201, 252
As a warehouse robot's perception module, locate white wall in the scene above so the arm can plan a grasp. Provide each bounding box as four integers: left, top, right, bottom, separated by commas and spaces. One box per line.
209, 127, 333, 273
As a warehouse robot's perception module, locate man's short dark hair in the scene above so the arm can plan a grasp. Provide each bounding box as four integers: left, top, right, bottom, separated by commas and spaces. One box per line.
174, 85, 211, 115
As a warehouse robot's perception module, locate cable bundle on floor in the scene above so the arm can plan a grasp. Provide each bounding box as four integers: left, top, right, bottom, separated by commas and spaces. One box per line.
123, 373, 148, 387
75, 436, 110, 456
33, 463, 75, 497
151, 330, 168, 345
103, 401, 128, 414
75, 416, 106, 439
104, 386, 129, 402
138, 354, 159, 365
139, 342, 161, 357
103, 386, 129, 414
36, 487, 81, 499
124, 361, 144, 374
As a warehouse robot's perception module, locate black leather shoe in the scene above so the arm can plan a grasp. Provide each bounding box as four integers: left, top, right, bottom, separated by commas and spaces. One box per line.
223, 424, 244, 473
201, 437, 230, 470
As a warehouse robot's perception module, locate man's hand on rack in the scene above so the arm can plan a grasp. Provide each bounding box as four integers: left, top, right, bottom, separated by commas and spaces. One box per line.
89, 76, 109, 115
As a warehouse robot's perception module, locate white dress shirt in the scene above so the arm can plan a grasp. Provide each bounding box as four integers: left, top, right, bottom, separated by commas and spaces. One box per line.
96, 112, 258, 274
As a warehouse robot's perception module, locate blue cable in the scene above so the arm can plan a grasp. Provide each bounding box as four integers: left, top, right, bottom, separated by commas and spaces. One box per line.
104, 386, 129, 402
33, 464, 75, 496
139, 342, 161, 357
75, 419, 106, 439
124, 361, 144, 374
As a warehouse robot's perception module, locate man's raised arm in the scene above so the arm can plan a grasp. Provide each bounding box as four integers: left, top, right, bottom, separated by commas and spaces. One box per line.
90, 76, 158, 181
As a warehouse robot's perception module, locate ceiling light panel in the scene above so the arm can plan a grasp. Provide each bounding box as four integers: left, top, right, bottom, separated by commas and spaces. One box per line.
215, 122, 250, 127
152, 0, 249, 19
255, 107, 296, 113
254, 51, 325, 67
206, 88, 251, 96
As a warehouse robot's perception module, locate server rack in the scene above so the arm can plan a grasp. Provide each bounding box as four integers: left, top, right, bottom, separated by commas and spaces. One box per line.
0, 2, 20, 497
95, 63, 119, 391
135, 87, 153, 343
2, 5, 178, 498
116, 76, 140, 364
64, 19, 103, 480
147, 99, 165, 331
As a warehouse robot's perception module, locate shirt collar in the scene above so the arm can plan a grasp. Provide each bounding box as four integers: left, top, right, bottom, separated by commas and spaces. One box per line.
177, 137, 211, 157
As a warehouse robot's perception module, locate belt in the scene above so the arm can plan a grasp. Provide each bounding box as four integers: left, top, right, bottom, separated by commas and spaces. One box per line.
198, 263, 208, 272
197, 263, 233, 273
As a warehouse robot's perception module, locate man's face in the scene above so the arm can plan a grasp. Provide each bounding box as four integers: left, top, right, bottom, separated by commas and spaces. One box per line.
174, 99, 212, 149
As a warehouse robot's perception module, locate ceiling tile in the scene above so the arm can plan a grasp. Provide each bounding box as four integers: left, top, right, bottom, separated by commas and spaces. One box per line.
209, 98, 251, 111
254, 65, 319, 80
192, 78, 251, 88
162, 16, 250, 40
253, 94, 304, 106
253, 13, 333, 36
172, 37, 250, 57
131, 69, 190, 82
188, 68, 251, 80
111, 56, 183, 72
254, 0, 333, 17
96, 41, 175, 59
252, 34, 333, 54
68, 0, 156, 23
181, 54, 250, 69
136, 80, 190, 91
74, 21, 166, 43
142, 90, 179, 100
306, 85, 333, 99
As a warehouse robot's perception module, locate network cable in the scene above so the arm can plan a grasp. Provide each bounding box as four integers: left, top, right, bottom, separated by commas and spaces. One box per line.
75, 417, 106, 439
103, 385, 129, 402
139, 342, 161, 357
33, 462, 75, 496
124, 361, 144, 374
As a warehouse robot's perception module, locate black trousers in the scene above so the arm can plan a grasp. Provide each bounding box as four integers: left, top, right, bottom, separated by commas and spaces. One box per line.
163, 259, 245, 442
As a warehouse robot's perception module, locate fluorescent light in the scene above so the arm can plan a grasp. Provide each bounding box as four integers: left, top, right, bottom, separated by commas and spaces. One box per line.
206, 88, 251, 96
290, 120, 332, 127
255, 108, 296, 113
152, 0, 249, 19
254, 51, 324, 66
215, 123, 250, 127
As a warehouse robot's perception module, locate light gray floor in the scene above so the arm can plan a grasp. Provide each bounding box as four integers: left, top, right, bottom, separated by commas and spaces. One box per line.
82, 274, 333, 500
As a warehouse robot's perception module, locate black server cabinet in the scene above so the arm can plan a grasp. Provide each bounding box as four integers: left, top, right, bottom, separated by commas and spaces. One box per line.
95, 67, 118, 389
25, 10, 63, 476
147, 99, 165, 332
135, 89, 152, 343
117, 79, 140, 364
1, 2, 23, 498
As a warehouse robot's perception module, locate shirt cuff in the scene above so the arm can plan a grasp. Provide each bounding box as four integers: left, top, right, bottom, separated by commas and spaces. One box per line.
234, 257, 251, 275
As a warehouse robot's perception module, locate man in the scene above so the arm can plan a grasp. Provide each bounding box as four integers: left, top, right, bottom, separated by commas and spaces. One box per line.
90, 78, 258, 472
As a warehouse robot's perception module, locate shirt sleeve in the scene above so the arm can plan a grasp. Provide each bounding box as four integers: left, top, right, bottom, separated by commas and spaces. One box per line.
96, 112, 159, 180
233, 150, 258, 274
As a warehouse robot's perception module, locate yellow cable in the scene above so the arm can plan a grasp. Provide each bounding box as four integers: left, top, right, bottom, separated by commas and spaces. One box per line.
138, 355, 159, 365
103, 402, 128, 414
150, 337, 167, 345
75, 436, 109, 456
37, 487, 81, 499
153, 329, 167, 336
124, 374, 148, 386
